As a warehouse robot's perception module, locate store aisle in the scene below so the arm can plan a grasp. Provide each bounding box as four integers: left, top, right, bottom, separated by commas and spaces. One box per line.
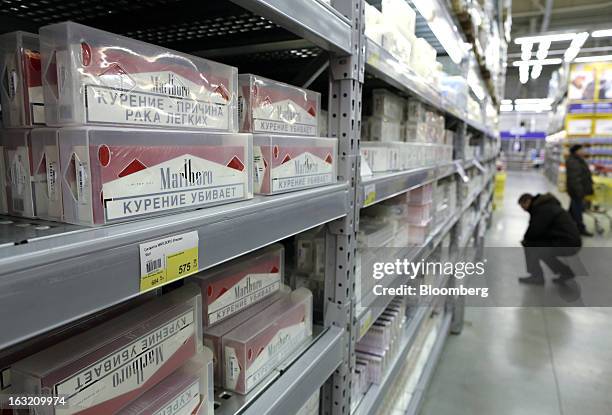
420, 170, 612, 415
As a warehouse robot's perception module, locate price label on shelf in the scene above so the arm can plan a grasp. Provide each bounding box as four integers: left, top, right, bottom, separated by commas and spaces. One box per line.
358, 310, 373, 339
139, 231, 199, 292
364, 184, 377, 206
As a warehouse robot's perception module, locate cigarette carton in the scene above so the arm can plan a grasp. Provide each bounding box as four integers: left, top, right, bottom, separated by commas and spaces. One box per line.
191, 244, 284, 327
12, 284, 203, 415
117, 349, 214, 415
239, 74, 320, 136
58, 127, 252, 225
0, 31, 45, 127
222, 288, 313, 394
253, 135, 337, 194
39, 22, 237, 131
2, 129, 36, 217
30, 128, 62, 221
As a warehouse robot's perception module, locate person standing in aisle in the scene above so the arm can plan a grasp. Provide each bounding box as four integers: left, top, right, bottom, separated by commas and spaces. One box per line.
566, 144, 594, 236
518, 193, 581, 285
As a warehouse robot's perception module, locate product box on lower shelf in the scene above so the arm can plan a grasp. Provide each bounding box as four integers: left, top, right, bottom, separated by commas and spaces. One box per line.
11, 284, 203, 415
407, 183, 433, 204
117, 349, 214, 415
2, 129, 36, 218
239, 74, 320, 136
253, 134, 337, 195
39, 22, 238, 131
58, 127, 253, 226
30, 128, 62, 221
190, 244, 284, 328
0, 31, 45, 128
408, 220, 431, 245
361, 142, 399, 172
222, 288, 313, 394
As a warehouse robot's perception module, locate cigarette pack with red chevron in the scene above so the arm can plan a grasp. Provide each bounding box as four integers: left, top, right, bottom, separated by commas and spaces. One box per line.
39, 22, 238, 131
191, 244, 284, 327
222, 288, 312, 394
2, 129, 36, 218
117, 348, 214, 415
31, 128, 63, 221
58, 127, 252, 226
239, 74, 320, 136
0, 31, 45, 127
253, 135, 337, 195
11, 284, 203, 415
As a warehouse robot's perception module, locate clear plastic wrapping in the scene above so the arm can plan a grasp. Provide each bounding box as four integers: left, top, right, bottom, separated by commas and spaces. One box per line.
2, 129, 36, 217
191, 244, 284, 327
239, 74, 321, 136
58, 126, 253, 225
360, 142, 399, 172
30, 128, 62, 221
368, 117, 402, 142
381, 0, 416, 41
39, 22, 238, 131
222, 288, 313, 394
372, 89, 404, 121
12, 284, 203, 415
253, 134, 337, 194
0, 31, 45, 127
117, 348, 214, 415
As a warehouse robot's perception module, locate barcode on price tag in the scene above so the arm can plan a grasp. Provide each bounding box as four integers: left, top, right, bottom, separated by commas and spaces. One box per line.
139, 231, 199, 292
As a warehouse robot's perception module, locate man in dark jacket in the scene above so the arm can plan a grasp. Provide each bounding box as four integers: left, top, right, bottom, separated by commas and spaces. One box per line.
518, 193, 581, 285
566, 144, 594, 236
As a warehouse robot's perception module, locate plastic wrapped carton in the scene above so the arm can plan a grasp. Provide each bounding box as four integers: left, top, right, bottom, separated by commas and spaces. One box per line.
30, 128, 62, 221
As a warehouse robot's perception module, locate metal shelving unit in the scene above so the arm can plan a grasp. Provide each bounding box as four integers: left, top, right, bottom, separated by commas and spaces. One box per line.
0, 0, 500, 414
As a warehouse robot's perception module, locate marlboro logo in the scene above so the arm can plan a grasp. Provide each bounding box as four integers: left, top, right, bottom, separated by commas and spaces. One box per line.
160, 158, 214, 190
294, 155, 318, 175
233, 276, 264, 298
151, 73, 190, 98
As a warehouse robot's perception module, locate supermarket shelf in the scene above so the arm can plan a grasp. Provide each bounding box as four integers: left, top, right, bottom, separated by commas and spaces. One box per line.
405, 312, 452, 415
216, 325, 344, 415
353, 306, 432, 415
0, 184, 349, 350
356, 207, 461, 340
230, 0, 352, 53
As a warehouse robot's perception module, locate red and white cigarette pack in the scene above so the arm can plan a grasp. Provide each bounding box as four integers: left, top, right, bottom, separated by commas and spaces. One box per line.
30, 128, 62, 221
203, 290, 286, 384
0, 31, 45, 127
117, 349, 214, 415
2, 129, 36, 217
11, 284, 203, 415
39, 22, 238, 131
191, 244, 284, 327
58, 127, 253, 225
239, 74, 320, 136
253, 134, 337, 194
222, 288, 313, 394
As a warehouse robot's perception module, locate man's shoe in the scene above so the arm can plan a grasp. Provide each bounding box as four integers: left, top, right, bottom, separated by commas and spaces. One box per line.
580, 230, 594, 237
553, 275, 575, 284
518, 276, 545, 285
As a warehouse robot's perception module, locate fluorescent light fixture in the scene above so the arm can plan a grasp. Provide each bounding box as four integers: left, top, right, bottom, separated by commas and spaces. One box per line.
514, 33, 577, 44
575, 54, 612, 62
412, 0, 465, 64
500, 104, 514, 112
592, 29, 612, 38
531, 63, 543, 79
514, 104, 552, 112
512, 58, 563, 66
521, 42, 533, 60
536, 40, 550, 60
501, 99, 513, 104
514, 98, 553, 104
564, 32, 589, 62
519, 65, 529, 84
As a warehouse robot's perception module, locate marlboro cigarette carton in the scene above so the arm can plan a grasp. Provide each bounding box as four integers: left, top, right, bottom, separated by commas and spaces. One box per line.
58, 126, 252, 225
2, 129, 36, 218
253, 134, 337, 195
239, 74, 320, 136
11, 284, 202, 415
222, 288, 312, 394
191, 244, 284, 327
39, 22, 237, 131
0, 31, 45, 127
30, 128, 62, 221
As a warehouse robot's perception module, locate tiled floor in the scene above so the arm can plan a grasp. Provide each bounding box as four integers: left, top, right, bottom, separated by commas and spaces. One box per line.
420, 170, 612, 415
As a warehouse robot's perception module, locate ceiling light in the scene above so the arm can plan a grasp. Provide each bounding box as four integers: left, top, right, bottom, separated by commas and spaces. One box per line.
514, 98, 553, 104
521, 42, 532, 60
531, 63, 543, 79
514, 33, 576, 44
536, 40, 550, 60
500, 104, 514, 112
592, 29, 612, 38
512, 58, 563, 66
519, 65, 529, 84
501, 99, 512, 104
564, 32, 589, 62
574, 54, 612, 62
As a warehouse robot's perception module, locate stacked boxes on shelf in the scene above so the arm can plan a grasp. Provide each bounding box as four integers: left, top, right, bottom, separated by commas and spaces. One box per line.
352, 297, 407, 405
239, 74, 337, 195
1, 22, 257, 225
405, 184, 434, 245
189, 245, 313, 395
433, 177, 458, 227
292, 227, 327, 317
10, 284, 215, 414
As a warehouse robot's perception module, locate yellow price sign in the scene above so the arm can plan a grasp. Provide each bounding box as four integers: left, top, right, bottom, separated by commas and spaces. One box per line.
359, 310, 373, 339
139, 231, 199, 292
364, 184, 376, 206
